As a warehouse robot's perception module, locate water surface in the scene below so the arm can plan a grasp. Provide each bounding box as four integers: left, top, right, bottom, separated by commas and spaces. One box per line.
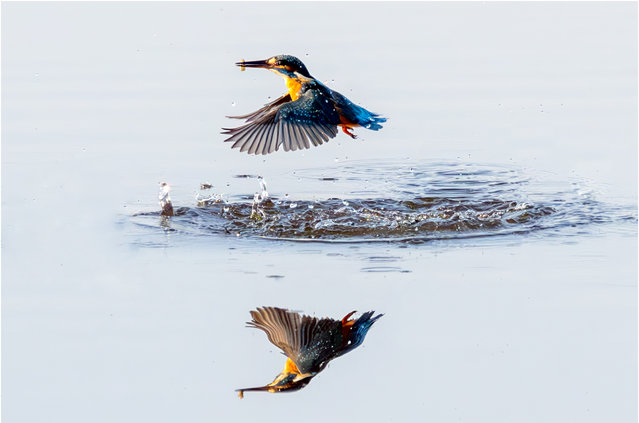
130, 161, 634, 244
2, 3, 637, 423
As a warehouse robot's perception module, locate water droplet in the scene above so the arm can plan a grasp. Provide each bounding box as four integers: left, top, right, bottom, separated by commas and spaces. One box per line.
257, 177, 268, 199
231, 101, 236, 107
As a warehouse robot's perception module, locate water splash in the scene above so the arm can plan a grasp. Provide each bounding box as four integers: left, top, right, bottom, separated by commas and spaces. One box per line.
250, 176, 269, 220
131, 162, 637, 244
158, 182, 174, 217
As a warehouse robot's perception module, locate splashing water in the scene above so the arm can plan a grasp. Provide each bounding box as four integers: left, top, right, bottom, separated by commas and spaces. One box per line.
250, 176, 269, 220
158, 182, 174, 217
131, 162, 636, 244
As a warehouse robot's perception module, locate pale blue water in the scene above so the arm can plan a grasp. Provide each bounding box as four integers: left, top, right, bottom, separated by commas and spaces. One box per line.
2, 2, 637, 423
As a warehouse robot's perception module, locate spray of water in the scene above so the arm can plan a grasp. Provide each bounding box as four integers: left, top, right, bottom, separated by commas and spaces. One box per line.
134, 163, 636, 243
250, 176, 269, 220
158, 182, 174, 217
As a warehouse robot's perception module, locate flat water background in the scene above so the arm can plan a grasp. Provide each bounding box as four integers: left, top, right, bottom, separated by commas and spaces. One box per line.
2, 3, 637, 422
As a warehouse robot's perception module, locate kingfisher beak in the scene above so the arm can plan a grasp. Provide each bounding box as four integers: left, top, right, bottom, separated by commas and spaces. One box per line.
235, 59, 272, 69
235, 372, 313, 398
235, 385, 271, 398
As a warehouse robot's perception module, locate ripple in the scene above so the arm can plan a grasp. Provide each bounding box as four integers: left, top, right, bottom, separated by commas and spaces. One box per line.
129, 161, 637, 244
361, 266, 411, 273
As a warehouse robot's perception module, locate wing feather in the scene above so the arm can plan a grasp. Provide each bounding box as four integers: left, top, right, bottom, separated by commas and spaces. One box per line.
306, 124, 325, 146
243, 123, 264, 155
292, 123, 310, 150
222, 83, 340, 155
267, 119, 279, 154
283, 121, 295, 152
247, 307, 344, 374
236, 124, 261, 153
227, 93, 292, 121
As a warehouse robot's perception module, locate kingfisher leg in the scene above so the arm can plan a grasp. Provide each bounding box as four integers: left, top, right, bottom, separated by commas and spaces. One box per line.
342, 311, 357, 326
341, 126, 357, 139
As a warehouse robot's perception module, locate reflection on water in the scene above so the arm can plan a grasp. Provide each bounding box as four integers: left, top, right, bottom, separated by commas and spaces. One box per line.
130, 161, 637, 244
236, 307, 383, 398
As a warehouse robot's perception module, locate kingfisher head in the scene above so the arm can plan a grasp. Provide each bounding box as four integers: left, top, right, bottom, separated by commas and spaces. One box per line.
236, 54, 312, 79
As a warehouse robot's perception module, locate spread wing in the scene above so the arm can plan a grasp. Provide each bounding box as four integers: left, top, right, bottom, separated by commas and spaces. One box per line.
222, 88, 340, 155
247, 307, 343, 374
226, 93, 292, 122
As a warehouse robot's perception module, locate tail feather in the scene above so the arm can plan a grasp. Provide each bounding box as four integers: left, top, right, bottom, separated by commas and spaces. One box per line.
352, 105, 386, 131
363, 114, 387, 131
332, 90, 386, 131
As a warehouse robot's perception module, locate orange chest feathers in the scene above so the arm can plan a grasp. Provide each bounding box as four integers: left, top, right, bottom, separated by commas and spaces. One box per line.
285, 78, 302, 101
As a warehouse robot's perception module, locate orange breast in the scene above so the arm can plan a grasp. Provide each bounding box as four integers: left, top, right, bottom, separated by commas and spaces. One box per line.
286, 78, 302, 101
283, 358, 301, 374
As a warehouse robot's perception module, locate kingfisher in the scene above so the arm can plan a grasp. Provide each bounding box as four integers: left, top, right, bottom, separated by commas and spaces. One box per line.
236, 306, 383, 398
222, 55, 386, 155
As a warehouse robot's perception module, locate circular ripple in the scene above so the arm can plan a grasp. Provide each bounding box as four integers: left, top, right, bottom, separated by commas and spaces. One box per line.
130, 162, 636, 243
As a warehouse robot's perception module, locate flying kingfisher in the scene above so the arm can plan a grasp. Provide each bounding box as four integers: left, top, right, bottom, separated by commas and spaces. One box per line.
236, 306, 383, 398
222, 55, 386, 155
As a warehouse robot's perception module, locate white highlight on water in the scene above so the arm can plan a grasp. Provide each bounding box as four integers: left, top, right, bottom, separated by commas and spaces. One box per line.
158, 182, 174, 216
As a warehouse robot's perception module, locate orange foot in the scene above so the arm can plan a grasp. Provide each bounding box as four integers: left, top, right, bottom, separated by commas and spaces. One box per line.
342, 126, 357, 139
342, 311, 357, 326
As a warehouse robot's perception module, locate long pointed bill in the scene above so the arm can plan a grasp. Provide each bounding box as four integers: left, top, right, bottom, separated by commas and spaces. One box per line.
235, 385, 272, 399
235, 59, 271, 71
